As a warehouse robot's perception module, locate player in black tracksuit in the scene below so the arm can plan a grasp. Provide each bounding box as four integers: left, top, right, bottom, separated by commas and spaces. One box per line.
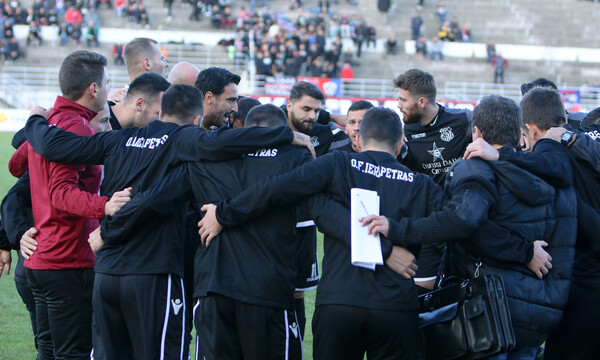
395, 69, 472, 289
278, 82, 351, 337
97, 104, 343, 359
207, 108, 448, 359
22, 85, 303, 359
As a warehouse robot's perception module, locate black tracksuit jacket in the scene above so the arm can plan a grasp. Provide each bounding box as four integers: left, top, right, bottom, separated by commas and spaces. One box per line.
215, 150, 446, 312
23, 116, 295, 277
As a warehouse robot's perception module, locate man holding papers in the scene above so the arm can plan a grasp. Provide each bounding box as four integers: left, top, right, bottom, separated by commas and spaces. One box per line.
199, 107, 446, 359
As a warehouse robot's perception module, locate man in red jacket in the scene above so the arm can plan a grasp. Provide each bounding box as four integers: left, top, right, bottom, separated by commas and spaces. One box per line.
9, 50, 131, 360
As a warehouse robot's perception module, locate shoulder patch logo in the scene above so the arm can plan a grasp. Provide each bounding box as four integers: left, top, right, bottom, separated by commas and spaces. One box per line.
440, 127, 454, 142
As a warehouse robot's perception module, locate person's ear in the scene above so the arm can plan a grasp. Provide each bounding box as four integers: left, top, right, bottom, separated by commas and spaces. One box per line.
472, 125, 483, 140
135, 97, 145, 112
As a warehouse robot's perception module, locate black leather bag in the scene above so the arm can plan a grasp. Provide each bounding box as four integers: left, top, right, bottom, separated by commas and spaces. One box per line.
418, 274, 516, 360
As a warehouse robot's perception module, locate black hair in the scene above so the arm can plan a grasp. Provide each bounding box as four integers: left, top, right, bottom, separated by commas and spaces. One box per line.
520, 87, 566, 130
393, 69, 436, 103
194, 67, 241, 97
347, 100, 374, 114
244, 104, 287, 128
289, 81, 325, 102
360, 107, 403, 150
235, 97, 261, 121
161, 85, 204, 124
125, 73, 171, 101
59, 50, 107, 101
520, 78, 558, 95
472, 95, 522, 148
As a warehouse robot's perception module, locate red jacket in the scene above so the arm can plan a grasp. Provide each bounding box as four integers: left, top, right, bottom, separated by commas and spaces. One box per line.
9, 96, 107, 270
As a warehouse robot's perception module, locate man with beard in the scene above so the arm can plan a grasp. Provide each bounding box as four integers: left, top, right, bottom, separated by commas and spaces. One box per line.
280, 81, 351, 336
195, 67, 240, 129
394, 68, 472, 291
333, 100, 374, 153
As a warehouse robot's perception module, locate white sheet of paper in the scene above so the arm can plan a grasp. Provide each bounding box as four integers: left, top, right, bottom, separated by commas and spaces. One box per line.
350, 188, 383, 270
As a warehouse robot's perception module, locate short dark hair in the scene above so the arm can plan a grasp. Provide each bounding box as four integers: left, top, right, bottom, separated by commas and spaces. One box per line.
348, 100, 374, 114
124, 38, 158, 72
194, 67, 241, 96
161, 85, 204, 124
520, 87, 566, 130
393, 69, 436, 103
360, 107, 403, 150
289, 81, 325, 102
125, 73, 171, 101
581, 107, 600, 126
520, 78, 558, 95
472, 95, 522, 148
244, 104, 287, 128
235, 97, 261, 121
59, 50, 107, 101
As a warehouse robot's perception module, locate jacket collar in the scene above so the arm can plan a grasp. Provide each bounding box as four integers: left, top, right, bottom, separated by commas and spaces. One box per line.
50, 96, 98, 123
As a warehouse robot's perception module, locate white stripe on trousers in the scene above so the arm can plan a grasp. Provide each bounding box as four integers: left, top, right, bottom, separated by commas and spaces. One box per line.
160, 274, 173, 360
193, 300, 201, 360
284, 310, 290, 360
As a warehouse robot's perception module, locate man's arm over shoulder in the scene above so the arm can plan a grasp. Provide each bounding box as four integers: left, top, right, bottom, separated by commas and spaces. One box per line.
497, 140, 573, 187
171, 125, 295, 163
387, 159, 496, 247
25, 114, 115, 165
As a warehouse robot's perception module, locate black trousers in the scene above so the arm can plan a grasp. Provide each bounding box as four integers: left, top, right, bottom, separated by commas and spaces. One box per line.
26, 268, 94, 360
544, 281, 600, 360
92, 273, 187, 360
313, 304, 419, 360
194, 294, 302, 360
15, 279, 38, 349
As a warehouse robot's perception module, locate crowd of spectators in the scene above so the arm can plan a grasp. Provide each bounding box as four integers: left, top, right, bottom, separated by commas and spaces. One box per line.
230, 2, 377, 80
0, 0, 105, 60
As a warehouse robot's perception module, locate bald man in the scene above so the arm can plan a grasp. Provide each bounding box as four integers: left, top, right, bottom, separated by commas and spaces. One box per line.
167, 61, 200, 86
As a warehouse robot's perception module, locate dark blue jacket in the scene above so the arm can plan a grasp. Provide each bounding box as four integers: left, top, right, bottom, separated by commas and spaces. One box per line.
446, 157, 577, 348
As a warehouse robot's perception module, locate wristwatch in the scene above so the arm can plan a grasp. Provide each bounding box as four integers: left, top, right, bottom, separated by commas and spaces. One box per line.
560, 130, 576, 147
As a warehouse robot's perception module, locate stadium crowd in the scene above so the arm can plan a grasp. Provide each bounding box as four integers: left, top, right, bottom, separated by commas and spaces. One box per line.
1, 34, 600, 360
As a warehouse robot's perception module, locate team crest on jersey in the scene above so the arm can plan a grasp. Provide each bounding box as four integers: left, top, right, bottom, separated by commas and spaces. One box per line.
427, 142, 445, 161
440, 127, 454, 142
310, 136, 320, 147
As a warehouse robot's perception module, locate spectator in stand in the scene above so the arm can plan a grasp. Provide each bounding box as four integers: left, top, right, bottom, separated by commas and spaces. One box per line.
438, 20, 455, 41
353, 21, 367, 57
341, 62, 354, 82
134, 2, 150, 28
411, 11, 423, 40
3, 20, 14, 39
436, 1, 447, 23
492, 52, 508, 83
112, 43, 124, 65
460, 23, 471, 42
115, 0, 126, 17
378, 0, 391, 24
85, 21, 99, 47
386, 35, 398, 55
430, 36, 444, 61
7, 37, 21, 62
220, 6, 233, 29
58, 21, 70, 46
487, 40, 496, 63
71, 23, 81, 46
85, 7, 100, 27
449, 16, 460, 41
64, 5, 82, 26
210, 4, 222, 28
250, 0, 266, 12
415, 36, 427, 58
26, 20, 42, 46
366, 23, 377, 49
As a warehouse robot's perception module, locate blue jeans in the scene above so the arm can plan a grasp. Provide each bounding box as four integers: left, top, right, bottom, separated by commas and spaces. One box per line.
488, 346, 540, 360
250, 0, 266, 11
